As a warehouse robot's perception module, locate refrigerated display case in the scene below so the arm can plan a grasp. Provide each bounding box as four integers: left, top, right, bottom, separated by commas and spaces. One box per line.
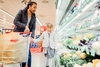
55, 0, 100, 67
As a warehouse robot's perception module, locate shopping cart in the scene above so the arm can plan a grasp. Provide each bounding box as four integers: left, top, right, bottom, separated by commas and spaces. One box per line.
0, 32, 31, 67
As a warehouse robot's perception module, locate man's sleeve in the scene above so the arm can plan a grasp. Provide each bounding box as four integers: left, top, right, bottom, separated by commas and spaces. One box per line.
13, 10, 26, 29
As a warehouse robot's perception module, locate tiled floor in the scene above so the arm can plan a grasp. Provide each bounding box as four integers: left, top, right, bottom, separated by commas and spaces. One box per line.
3, 52, 55, 67
31, 53, 46, 67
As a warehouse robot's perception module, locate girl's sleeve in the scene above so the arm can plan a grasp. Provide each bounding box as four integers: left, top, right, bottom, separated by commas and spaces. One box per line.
34, 32, 44, 43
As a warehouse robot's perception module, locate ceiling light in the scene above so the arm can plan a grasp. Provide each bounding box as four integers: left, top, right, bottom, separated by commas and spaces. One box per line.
0, 0, 4, 3
57, 0, 62, 9
0, 9, 14, 19
36, 18, 42, 26
42, 0, 49, 3
0, 24, 11, 28
0, 18, 13, 25
39, 14, 46, 17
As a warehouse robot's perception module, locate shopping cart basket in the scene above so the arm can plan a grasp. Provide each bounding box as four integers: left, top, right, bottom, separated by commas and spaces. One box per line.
0, 32, 31, 67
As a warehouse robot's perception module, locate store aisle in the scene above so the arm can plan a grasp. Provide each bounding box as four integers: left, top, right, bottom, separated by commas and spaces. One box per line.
31, 53, 46, 67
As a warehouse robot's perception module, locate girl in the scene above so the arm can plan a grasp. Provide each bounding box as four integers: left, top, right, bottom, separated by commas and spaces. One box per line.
33, 22, 56, 67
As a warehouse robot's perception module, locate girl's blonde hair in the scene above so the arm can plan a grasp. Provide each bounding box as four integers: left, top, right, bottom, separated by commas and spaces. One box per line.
46, 22, 53, 28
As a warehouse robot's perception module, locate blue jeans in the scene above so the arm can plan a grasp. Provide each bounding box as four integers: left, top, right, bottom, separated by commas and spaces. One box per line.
22, 48, 31, 67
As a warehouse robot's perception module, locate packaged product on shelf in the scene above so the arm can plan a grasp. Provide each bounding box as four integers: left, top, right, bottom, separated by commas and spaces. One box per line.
94, 2, 100, 19
86, 0, 92, 4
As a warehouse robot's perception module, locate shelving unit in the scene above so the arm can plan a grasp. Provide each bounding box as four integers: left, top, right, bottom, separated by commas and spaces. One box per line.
0, 9, 14, 29
57, 0, 99, 35
55, 0, 100, 67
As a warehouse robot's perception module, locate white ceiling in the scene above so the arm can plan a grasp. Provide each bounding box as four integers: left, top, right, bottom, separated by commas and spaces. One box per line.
0, 0, 56, 33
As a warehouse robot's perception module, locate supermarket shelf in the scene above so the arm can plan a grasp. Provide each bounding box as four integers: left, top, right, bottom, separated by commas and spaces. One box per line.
68, 0, 98, 23
59, 0, 75, 25
65, 44, 96, 56
56, 0, 72, 25
58, 0, 98, 35
63, 23, 100, 36
0, 9, 14, 29
76, 23, 100, 33
88, 23, 100, 30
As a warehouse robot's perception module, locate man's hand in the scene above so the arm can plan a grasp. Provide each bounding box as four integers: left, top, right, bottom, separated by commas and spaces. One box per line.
30, 37, 34, 44
25, 26, 30, 33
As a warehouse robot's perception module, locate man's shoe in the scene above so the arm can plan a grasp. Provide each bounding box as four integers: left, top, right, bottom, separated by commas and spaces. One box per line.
46, 66, 49, 67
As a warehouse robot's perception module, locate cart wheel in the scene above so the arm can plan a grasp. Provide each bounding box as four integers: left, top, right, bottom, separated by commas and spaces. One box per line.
25, 65, 28, 67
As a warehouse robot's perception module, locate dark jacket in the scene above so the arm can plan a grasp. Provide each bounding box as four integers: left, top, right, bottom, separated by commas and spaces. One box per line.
13, 7, 36, 38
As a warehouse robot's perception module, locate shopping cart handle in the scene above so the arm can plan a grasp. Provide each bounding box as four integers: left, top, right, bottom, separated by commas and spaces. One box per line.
10, 39, 18, 42
5, 32, 10, 34
20, 32, 32, 34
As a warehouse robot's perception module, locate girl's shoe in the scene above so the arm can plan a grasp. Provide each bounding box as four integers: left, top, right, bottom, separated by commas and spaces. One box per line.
46, 66, 49, 67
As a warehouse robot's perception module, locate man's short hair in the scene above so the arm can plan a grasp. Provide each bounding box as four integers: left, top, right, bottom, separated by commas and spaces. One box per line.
27, 1, 37, 8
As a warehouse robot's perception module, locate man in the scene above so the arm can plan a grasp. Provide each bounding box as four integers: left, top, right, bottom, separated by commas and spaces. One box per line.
13, 1, 37, 67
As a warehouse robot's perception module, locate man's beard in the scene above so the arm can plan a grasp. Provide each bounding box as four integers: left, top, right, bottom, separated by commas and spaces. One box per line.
30, 10, 34, 14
